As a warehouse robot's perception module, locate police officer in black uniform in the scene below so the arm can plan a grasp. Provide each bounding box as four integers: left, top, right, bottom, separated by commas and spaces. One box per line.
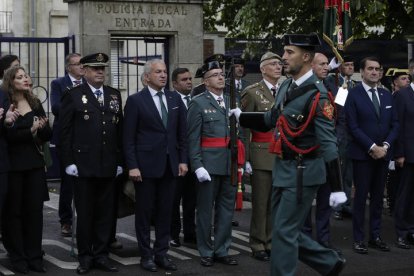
59, 53, 123, 274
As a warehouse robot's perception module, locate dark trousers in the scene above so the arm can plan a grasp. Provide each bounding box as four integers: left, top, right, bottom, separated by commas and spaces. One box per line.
135, 163, 176, 259
57, 147, 74, 226
3, 168, 45, 266
110, 175, 123, 243
170, 171, 197, 241
0, 172, 8, 229
73, 177, 115, 265
303, 182, 332, 243
352, 159, 387, 242
394, 163, 414, 238
334, 139, 353, 213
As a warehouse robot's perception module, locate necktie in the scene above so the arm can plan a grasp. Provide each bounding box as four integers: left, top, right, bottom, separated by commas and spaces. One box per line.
73, 80, 81, 86
157, 91, 168, 127
347, 80, 352, 89
271, 86, 277, 98
237, 81, 242, 92
184, 95, 190, 108
94, 90, 103, 106
217, 96, 225, 109
369, 88, 380, 117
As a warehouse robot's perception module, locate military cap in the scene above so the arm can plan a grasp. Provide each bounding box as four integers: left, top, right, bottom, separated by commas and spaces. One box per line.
195, 66, 204, 78
282, 34, 321, 50
391, 70, 410, 81
260, 52, 282, 63
342, 55, 354, 63
199, 60, 222, 78
80, 53, 109, 67
233, 57, 245, 65
204, 53, 226, 64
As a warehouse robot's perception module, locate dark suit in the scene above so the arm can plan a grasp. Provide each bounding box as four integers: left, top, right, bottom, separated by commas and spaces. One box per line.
345, 83, 398, 242
170, 92, 196, 243
325, 75, 357, 215
3, 99, 52, 268
123, 87, 187, 259
60, 83, 123, 266
393, 84, 414, 239
50, 74, 78, 227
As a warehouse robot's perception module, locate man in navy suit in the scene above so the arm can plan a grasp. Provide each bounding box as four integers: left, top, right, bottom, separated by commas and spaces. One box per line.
123, 59, 188, 272
50, 53, 84, 237
393, 58, 414, 249
169, 67, 197, 248
345, 56, 399, 254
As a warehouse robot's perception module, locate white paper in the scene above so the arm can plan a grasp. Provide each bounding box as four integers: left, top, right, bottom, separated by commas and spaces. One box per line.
334, 87, 349, 106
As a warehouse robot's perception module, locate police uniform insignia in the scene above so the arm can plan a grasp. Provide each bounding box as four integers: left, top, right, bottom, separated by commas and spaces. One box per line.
96, 53, 104, 62
112, 115, 119, 124
84, 114, 89, 120
82, 95, 88, 104
322, 101, 334, 120
212, 109, 216, 113
109, 94, 120, 113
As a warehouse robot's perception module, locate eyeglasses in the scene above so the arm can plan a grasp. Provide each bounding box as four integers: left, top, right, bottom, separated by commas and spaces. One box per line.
205, 72, 225, 79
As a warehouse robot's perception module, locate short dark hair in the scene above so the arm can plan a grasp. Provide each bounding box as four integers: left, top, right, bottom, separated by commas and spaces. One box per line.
360, 56, 381, 70
171, 67, 189, 82
0, 55, 19, 79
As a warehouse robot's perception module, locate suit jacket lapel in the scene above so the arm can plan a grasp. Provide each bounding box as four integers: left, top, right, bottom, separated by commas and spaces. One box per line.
165, 90, 174, 127
359, 86, 378, 118
142, 88, 164, 127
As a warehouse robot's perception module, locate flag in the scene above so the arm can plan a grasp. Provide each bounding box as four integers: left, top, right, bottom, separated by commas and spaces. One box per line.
323, 0, 353, 62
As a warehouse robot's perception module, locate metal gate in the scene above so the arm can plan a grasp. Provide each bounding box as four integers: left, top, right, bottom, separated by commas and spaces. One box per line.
110, 35, 169, 96
0, 36, 75, 115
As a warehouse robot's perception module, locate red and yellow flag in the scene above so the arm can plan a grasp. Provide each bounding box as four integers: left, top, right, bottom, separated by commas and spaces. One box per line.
323, 0, 353, 62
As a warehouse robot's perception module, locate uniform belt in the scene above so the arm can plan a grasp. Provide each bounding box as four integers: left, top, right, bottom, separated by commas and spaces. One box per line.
281, 151, 318, 160
201, 137, 230, 148
251, 131, 273, 143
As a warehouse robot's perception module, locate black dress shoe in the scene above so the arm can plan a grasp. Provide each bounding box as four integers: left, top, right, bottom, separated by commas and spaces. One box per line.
214, 255, 238, 265
326, 257, 346, 276
76, 265, 90, 275
200, 256, 214, 267
353, 241, 368, 254
94, 259, 118, 272
169, 238, 181, 247
333, 211, 343, 220
252, 250, 269, 261
406, 233, 414, 245
320, 241, 343, 256
12, 264, 29, 274
140, 258, 157, 272
29, 263, 47, 273
368, 237, 390, 252
395, 237, 410, 249
154, 256, 177, 271
232, 220, 239, 227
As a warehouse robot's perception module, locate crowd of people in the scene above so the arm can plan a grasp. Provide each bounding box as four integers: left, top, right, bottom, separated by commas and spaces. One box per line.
0, 32, 413, 276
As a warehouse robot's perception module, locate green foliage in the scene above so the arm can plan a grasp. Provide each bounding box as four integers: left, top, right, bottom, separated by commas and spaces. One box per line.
203, 0, 414, 39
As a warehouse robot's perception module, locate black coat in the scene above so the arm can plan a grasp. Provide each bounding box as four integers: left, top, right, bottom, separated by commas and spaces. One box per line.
394, 85, 414, 162
59, 83, 123, 178
0, 88, 10, 173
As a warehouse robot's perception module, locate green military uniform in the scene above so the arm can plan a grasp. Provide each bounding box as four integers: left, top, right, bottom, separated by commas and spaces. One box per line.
241, 80, 274, 253
264, 73, 341, 276
187, 91, 237, 258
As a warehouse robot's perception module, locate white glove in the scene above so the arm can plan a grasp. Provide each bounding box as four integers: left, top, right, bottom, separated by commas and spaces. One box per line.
65, 164, 79, 177
229, 108, 242, 123
329, 192, 347, 207
245, 161, 253, 175
195, 167, 211, 182
116, 166, 123, 177
328, 57, 341, 70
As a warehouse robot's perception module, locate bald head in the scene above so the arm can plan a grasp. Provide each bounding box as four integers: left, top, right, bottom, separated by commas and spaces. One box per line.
312, 53, 329, 80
